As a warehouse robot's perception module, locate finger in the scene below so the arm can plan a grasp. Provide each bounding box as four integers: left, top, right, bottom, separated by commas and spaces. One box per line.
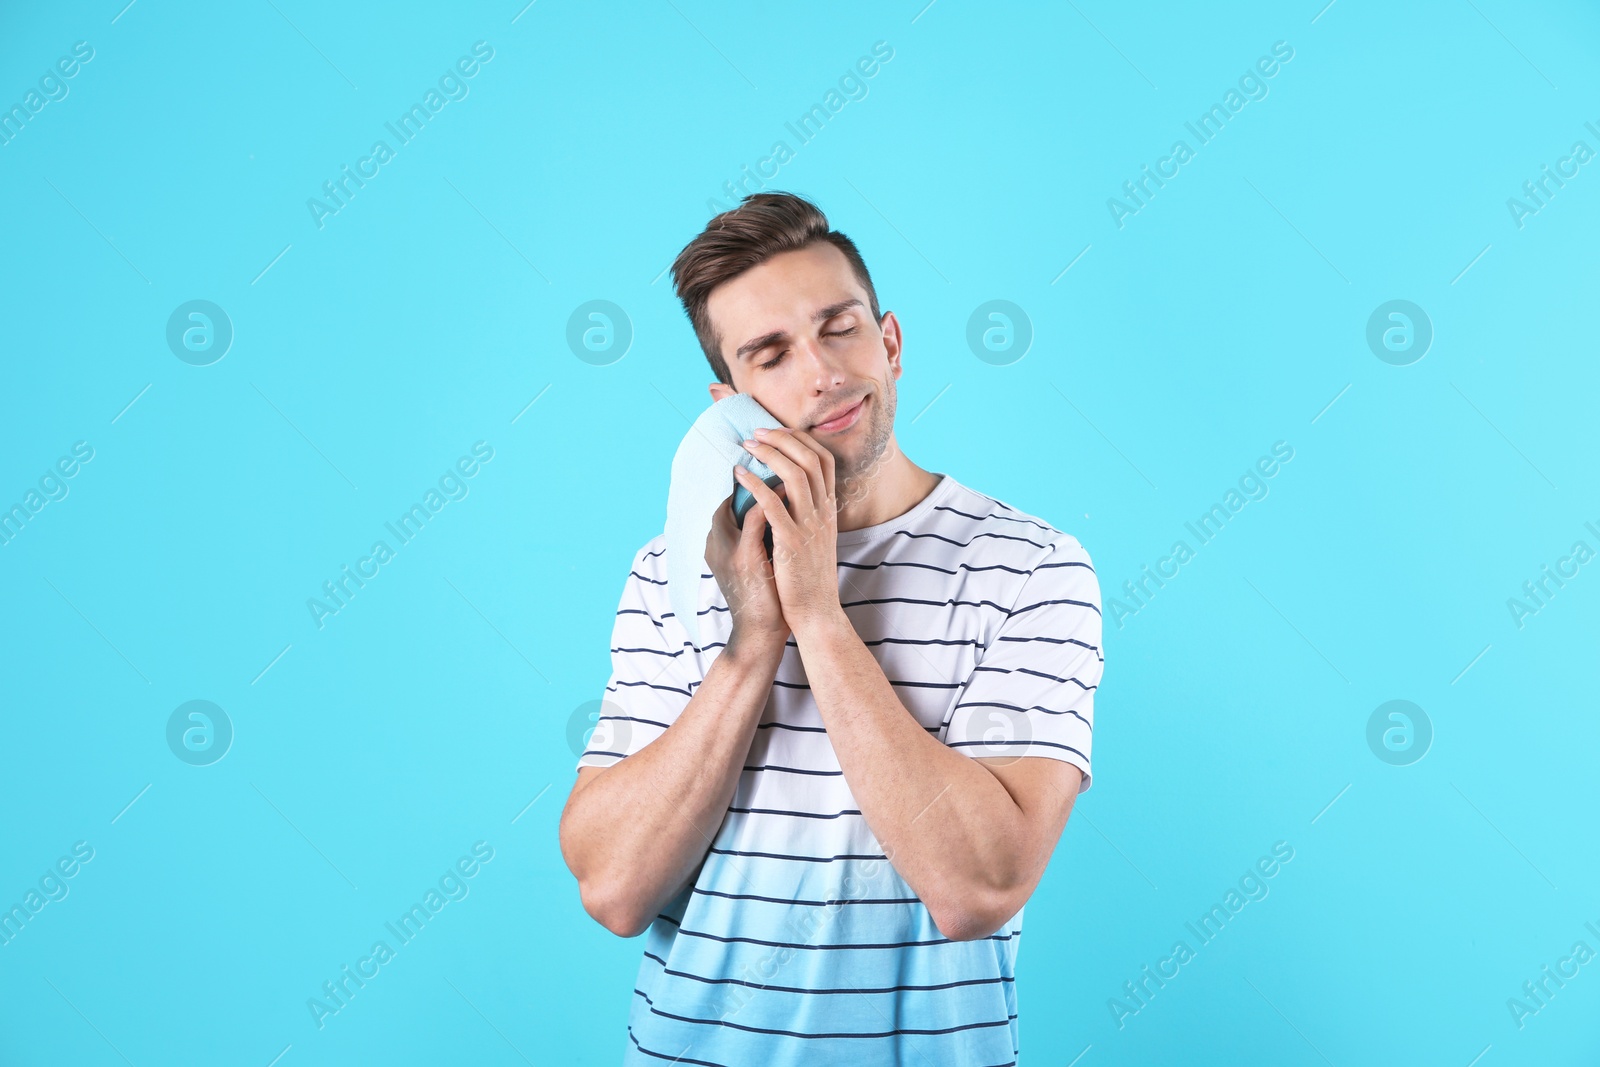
722, 470, 758, 544
734, 464, 796, 536
737, 501, 776, 582
736, 498, 763, 552
771, 428, 831, 516
708, 488, 736, 548
712, 488, 735, 533
742, 435, 815, 518
707, 505, 740, 579
786, 427, 835, 511
752, 431, 830, 546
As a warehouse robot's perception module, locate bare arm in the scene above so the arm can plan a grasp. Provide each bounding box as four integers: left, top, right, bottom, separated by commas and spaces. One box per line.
734, 424, 1101, 942
795, 610, 1084, 941
560, 479, 793, 937
558, 633, 784, 937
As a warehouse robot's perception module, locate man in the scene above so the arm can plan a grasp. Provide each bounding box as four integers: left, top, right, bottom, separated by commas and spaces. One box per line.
558, 191, 1104, 1065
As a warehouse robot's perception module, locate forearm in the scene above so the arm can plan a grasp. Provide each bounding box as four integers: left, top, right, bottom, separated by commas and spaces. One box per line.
794, 610, 1030, 937
560, 634, 784, 936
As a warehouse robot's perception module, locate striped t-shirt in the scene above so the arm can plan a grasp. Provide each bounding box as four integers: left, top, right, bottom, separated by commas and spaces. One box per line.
578, 471, 1103, 1066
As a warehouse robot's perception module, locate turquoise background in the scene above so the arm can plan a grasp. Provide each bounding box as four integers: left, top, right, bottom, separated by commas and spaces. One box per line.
2, 0, 1597, 1063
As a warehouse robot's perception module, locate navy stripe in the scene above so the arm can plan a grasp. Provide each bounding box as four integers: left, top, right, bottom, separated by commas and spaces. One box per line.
993, 497, 1059, 527
772, 677, 961, 692
708, 847, 886, 863
753, 720, 940, 735
661, 604, 730, 623
952, 699, 1093, 729
837, 558, 1035, 577
666, 924, 1021, 951
629, 570, 714, 583
1035, 559, 1095, 573
644, 1002, 1017, 1040
834, 553, 1089, 582
890, 529, 1054, 551
754, 720, 827, 734
841, 594, 1017, 613
741, 763, 843, 776
1007, 595, 1102, 618
996, 633, 1103, 657
690, 885, 920, 907
594, 713, 671, 730
627, 1029, 730, 1067
617, 605, 730, 628
938, 501, 1054, 533
859, 635, 982, 649
725, 805, 863, 820
971, 664, 1098, 690
645, 955, 1013, 995
605, 678, 696, 698
611, 644, 693, 660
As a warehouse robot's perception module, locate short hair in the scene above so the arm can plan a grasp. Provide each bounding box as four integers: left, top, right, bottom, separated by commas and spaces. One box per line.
669, 191, 882, 386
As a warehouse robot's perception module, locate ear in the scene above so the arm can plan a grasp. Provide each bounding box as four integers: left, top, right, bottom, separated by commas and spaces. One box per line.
881, 310, 903, 378
709, 381, 735, 403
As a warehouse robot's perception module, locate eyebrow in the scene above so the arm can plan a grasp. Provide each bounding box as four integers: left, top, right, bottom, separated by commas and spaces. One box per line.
733, 299, 866, 362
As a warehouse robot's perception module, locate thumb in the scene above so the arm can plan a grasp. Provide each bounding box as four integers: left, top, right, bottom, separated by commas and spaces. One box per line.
740, 502, 766, 546
740, 503, 774, 566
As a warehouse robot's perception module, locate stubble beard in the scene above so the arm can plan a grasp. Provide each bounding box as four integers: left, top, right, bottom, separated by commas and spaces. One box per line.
833, 374, 897, 512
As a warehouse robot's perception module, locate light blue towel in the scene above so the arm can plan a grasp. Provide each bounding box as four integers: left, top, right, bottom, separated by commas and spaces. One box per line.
665, 393, 786, 647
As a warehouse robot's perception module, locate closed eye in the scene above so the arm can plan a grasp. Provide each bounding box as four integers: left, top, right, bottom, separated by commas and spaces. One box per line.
757, 327, 859, 370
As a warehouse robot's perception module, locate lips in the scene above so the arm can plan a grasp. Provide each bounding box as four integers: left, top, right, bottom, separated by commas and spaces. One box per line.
812, 396, 865, 433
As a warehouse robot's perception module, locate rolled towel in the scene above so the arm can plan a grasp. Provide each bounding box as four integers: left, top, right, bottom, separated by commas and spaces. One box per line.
665, 392, 785, 647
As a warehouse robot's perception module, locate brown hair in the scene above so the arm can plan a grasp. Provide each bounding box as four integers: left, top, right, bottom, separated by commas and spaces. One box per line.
669, 191, 882, 386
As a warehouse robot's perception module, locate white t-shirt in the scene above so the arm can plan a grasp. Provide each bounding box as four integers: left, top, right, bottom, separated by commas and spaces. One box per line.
578, 471, 1103, 1066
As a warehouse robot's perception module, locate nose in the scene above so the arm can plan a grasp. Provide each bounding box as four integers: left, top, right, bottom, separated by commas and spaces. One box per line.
797, 335, 846, 390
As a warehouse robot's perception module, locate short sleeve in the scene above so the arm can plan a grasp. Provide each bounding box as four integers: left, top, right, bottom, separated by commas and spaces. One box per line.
941, 534, 1103, 793
576, 542, 705, 772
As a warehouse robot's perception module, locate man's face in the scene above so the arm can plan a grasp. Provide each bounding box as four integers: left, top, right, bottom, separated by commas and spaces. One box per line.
706, 242, 902, 489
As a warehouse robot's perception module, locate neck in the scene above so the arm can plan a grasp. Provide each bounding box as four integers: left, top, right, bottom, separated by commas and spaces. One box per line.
835, 440, 940, 532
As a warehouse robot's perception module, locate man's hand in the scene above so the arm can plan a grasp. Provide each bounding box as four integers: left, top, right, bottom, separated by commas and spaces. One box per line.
733, 426, 842, 633
706, 477, 790, 652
